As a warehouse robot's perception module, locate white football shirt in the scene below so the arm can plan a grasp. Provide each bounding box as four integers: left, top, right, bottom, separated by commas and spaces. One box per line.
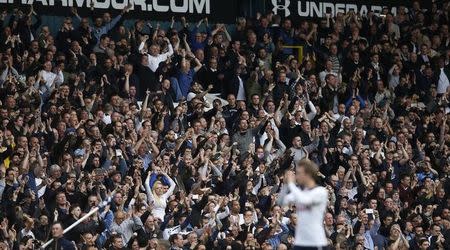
281, 183, 328, 247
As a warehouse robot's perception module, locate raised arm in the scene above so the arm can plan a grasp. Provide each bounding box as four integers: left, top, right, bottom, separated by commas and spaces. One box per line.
280, 171, 328, 206
306, 100, 317, 121
133, 130, 148, 153
264, 133, 274, 155
274, 137, 287, 156
183, 33, 192, 54
161, 172, 176, 199
140, 89, 151, 118
252, 174, 264, 195
104, 4, 131, 33
222, 24, 232, 42
138, 35, 150, 53
152, 23, 160, 41
277, 183, 295, 206
144, 171, 155, 204
304, 132, 319, 153
398, 144, 410, 165
123, 71, 130, 94
169, 16, 175, 29
439, 116, 447, 150
70, 7, 82, 22
357, 165, 367, 186
374, 144, 384, 165
343, 168, 353, 183
162, 37, 174, 59
192, 54, 203, 72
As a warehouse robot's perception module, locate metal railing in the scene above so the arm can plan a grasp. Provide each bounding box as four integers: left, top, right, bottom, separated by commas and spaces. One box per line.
282, 45, 304, 62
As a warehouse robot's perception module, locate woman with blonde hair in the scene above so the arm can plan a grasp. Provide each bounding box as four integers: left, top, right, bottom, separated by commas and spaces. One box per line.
145, 169, 176, 221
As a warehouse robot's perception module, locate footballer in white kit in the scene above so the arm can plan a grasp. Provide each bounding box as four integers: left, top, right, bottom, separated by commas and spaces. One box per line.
279, 159, 329, 250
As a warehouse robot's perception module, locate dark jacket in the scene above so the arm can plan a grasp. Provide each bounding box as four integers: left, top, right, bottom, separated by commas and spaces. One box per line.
45, 237, 76, 250
13, 15, 42, 47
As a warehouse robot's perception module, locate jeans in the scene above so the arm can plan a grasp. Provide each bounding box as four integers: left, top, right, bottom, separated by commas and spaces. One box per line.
170, 77, 184, 101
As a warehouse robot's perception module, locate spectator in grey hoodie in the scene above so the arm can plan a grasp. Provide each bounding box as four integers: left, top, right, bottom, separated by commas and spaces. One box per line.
232, 115, 271, 154
289, 129, 319, 166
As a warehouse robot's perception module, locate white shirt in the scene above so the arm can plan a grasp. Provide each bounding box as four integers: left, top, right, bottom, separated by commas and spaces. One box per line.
145, 174, 176, 221
42, 70, 64, 89
347, 187, 358, 200
187, 92, 197, 102
147, 44, 174, 72
162, 225, 191, 240
259, 119, 280, 145
280, 183, 328, 247
372, 62, 381, 80
20, 228, 35, 239
437, 68, 450, 94
102, 114, 112, 125
370, 150, 385, 159
236, 76, 246, 101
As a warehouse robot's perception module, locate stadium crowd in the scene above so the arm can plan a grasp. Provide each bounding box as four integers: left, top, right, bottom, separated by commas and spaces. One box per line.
0, 1, 450, 249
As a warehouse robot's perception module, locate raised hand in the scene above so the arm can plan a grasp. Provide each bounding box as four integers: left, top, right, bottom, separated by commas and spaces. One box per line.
70, 7, 78, 16
123, 3, 132, 13
284, 170, 295, 184
8, 225, 16, 242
